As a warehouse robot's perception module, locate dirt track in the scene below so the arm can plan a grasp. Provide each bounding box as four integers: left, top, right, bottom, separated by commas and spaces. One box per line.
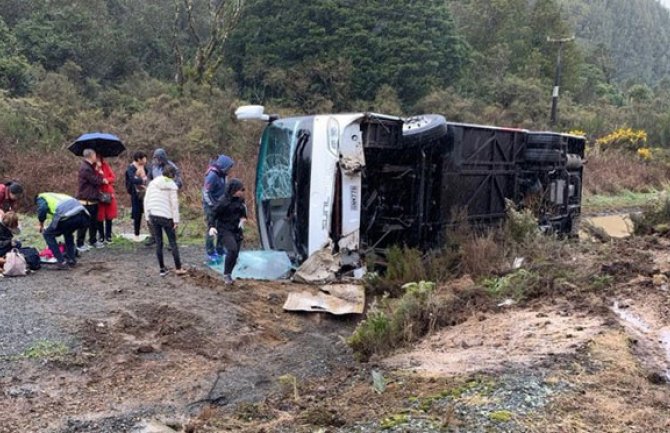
2, 237, 670, 432
0, 244, 356, 433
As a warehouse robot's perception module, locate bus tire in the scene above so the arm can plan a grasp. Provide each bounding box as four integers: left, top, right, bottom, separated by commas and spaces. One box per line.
402, 114, 448, 147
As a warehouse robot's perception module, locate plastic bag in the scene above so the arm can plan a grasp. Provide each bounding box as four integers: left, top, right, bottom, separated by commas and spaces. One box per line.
3, 248, 27, 277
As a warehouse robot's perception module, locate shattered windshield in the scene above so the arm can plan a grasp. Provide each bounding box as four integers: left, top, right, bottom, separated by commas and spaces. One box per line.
256, 119, 302, 201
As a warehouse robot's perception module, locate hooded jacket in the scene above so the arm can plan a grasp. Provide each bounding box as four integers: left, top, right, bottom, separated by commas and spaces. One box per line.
202, 154, 235, 209
209, 179, 247, 233
148, 149, 183, 189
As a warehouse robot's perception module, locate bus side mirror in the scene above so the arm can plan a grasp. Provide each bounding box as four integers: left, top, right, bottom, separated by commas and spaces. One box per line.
235, 105, 278, 122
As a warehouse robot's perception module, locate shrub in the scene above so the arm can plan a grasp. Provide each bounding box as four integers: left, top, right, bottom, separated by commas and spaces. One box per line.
583, 149, 669, 194
349, 280, 489, 361
596, 127, 647, 151
631, 194, 670, 235
503, 200, 539, 246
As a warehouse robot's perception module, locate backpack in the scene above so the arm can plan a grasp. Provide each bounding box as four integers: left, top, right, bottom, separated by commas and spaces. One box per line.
19, 247, 41, 271
3, 248, 27, 277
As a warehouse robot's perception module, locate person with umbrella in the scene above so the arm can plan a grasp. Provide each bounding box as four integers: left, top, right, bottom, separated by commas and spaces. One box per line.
75, 149, 106, 250
68, 132, 126, 250
97, 156, 118, 243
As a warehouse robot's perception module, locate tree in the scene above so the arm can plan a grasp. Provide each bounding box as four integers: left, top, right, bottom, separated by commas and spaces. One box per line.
0, 16, 32, 96
173, 0, 243, 89
227, 0, 468, 109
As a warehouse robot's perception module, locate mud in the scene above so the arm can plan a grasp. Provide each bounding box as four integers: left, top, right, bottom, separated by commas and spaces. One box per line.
0, 244, 356, 433
384, 308, 605, 377
583, 214, 633, 238
3, 235, 670, 432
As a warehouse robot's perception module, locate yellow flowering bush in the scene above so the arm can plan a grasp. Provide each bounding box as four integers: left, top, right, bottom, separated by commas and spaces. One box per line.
596, 127, 647, 151
567, 129, 586, 137
637, 147, 652, 160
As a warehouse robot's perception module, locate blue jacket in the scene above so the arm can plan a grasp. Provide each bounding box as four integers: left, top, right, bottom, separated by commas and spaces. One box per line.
202, 154, 234, 208
148, 148, 183, 189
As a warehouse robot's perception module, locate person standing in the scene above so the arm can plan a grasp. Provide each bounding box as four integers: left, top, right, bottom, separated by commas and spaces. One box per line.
0, 181, 24, 218
125, 151, 148, 239
76, 149, 106, 251
208, 179, 247, 285
202, 154, 234, 263
144, 165, 186, 277
147, 148, 183, 189
145, 148, 182, 246
36, 192, 90, 270
97, 156, 118, 243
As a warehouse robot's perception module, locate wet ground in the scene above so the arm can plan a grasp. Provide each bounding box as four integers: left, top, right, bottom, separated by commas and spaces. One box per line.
0, 244, 356, 433
2, 235, 670, 432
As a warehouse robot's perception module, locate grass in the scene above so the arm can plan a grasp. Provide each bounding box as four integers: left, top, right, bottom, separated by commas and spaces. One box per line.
583, 190, 661, 213
22, 339, 69, 360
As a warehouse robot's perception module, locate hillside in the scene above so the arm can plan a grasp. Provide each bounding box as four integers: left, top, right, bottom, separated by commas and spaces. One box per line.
561, 0, 670, 85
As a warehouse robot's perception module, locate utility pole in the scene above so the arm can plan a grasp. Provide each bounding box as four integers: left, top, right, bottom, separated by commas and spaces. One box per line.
548, 36, 575, 127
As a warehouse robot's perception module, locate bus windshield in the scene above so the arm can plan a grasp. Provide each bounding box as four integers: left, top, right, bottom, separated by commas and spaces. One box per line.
256, 117, 313, 258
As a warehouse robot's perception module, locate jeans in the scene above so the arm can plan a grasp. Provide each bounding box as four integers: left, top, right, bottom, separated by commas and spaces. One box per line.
76, 203, 99, 246
204, 206, 225, 256
150, 215, 181, 270
44, 212, 89, 263
221, 229, 242, 275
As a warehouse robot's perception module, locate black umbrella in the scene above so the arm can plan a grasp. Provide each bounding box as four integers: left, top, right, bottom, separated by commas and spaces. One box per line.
68, 132, 126, 158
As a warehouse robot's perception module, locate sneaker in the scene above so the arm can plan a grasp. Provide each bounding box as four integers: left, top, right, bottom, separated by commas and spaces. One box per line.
66, 260, 77, 268
93, 241, 105, 249
223, 274, 234, 285
55, 262, 70, 271
160, 268, 169, 277
206, 253, 220, 265
175, 269, 187, 276
76, 244, 91, 253
105, 237, 113, 243
144, 236, 156, 247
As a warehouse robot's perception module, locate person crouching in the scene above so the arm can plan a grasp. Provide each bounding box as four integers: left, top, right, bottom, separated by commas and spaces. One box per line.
208, 178, 247, 285
144, 165, 186, 277
36, 193, 90, 270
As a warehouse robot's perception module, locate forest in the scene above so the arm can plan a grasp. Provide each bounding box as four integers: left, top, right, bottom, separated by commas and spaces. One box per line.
1, 0, 670, 207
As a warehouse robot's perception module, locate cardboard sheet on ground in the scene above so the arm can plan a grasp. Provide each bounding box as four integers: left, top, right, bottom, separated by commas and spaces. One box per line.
117, 233, 150, 242
209, 250, 293, 280
283, 284, 365, 315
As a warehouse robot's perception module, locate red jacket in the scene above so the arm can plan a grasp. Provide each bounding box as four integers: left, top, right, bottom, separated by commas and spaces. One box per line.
76, 160, 104, 201
0, 184, 17, 212
98, 160, 118, 220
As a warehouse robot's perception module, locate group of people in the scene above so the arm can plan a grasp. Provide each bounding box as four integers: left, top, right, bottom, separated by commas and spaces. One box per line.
1, 148, 247, 284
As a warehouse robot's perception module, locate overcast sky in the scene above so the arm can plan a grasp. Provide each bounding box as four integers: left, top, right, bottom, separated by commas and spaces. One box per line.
661, 0, 670, 9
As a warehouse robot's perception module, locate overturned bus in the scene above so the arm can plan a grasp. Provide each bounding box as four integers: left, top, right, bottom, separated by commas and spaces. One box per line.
236, 106, 585, 268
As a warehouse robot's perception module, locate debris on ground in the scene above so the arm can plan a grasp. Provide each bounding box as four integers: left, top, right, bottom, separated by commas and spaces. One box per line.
283, 284, 365, 315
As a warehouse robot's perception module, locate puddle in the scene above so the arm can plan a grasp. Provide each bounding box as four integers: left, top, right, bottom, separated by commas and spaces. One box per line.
583, 214, 633, 238
611, 301, 651, 333
611, 301, 670, 380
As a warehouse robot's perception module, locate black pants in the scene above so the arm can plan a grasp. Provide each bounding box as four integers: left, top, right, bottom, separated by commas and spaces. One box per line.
131, 193, 144, 236
221, 229, 242, 275
76, 203, 99, 246
44, 212, 90, 263
150, 216, 181, 270
97, 219, 113, 241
